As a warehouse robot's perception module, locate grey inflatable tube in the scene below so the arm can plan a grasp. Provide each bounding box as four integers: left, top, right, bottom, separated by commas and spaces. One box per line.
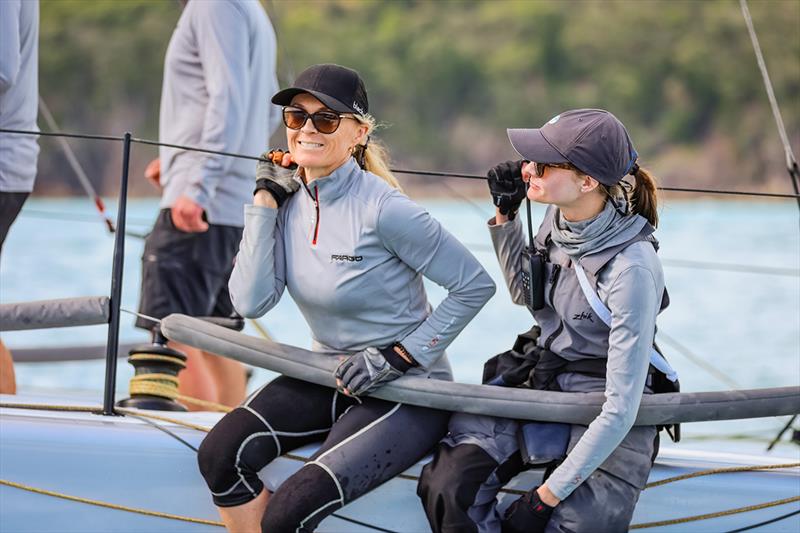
161, 314, 800, 425
0, 296, 110, 331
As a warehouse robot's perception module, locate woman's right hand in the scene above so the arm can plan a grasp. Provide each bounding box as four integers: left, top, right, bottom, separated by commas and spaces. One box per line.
253, 149, 300, 208
487, 160, 527, 221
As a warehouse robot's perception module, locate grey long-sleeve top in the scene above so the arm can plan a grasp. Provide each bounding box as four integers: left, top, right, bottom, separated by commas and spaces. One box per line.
158, 0, 281, 226
0, 0, 39, 192
490, 214, 664, 500
230, 158, 496, 379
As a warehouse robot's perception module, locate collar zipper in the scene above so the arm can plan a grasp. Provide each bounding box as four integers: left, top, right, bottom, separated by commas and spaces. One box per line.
301, 181, 320, 245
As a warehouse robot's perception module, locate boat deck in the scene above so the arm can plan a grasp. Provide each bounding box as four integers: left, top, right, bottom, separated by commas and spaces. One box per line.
1, 393, 799, 532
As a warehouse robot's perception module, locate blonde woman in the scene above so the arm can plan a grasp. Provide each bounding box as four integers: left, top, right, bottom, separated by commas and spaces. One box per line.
197, 64, 495, 532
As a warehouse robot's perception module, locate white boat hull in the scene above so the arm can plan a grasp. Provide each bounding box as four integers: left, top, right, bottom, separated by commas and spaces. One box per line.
2, 394, 799, 532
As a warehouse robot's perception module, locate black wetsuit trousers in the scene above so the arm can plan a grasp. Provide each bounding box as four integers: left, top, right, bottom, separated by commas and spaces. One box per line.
198, 375, 449, 533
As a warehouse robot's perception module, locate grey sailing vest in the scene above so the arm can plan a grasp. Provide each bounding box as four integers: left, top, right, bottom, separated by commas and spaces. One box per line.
530, 207, 669, 362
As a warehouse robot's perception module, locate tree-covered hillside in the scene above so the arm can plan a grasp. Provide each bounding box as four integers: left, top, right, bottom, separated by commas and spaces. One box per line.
34, 0, 799, 197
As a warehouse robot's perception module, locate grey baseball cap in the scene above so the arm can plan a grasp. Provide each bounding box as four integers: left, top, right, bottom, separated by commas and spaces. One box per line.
507, 109, 638, 186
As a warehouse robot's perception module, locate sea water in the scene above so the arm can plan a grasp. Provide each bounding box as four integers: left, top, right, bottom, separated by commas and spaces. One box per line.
1, 197, 799, 450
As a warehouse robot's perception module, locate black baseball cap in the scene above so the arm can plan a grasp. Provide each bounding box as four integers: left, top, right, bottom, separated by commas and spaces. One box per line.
507, 109, 638, 186
272, 64, 369, 116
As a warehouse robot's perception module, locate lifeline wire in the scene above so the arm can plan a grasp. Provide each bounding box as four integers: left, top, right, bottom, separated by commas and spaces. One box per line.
2, 127, 799, 200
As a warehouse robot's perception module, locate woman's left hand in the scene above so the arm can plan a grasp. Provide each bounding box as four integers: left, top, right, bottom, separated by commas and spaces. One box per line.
334, 346, 413, 396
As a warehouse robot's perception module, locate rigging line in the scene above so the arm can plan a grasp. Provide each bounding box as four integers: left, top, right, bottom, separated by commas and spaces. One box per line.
462, 241, 800, 277
15, 208, 799, 276
740, 0, 800, 216
628, 496, 800, 530
0, 128, 124, 142
18, 208, 152, 227
38, 97, 115, 234
767, 414, 798, 452
722, 508, 800, 533
17, 209, 150, 239
4, 126, 799, 200
656, 330, 742, 390
657, 186, 798, 199
124, 412, 199, 453
435, 179, 495, 219
658, 258, 800, 278
643, 462, 800, 489
120, 308, 161, 327
130, 137, 264, 163
6, 127, 800, 199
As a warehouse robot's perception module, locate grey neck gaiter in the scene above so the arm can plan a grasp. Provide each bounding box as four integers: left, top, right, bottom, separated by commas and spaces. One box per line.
550, 200, 646, 258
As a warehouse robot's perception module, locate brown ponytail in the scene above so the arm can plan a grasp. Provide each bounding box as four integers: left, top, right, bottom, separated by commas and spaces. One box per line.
629, 166, 659, 227
599, 165, 659, 227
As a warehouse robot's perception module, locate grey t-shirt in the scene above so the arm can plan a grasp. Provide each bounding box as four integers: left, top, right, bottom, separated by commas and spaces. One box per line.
229, 158, 496, 379
158, 0, 281, 226
0, 0, 39, 193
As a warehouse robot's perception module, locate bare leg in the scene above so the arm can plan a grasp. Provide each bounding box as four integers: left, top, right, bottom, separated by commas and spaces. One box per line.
171, 341, 219, 412
0, 339, 17, 394
218, 488, 269, 533
205, 351, 247, 407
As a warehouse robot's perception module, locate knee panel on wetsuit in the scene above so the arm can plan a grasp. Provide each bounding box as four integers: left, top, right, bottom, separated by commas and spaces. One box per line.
198, 407, 278, 507
260, 463, 342, 533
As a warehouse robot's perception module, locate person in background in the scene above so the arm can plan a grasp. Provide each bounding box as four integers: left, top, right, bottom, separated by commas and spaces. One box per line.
418, 109, 678, 533
0, 0, 40, 395
196, 63, 496, 532
136, 0, 281, 409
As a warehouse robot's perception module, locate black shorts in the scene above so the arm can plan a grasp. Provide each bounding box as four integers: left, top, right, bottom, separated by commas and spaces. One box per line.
135, 209, 243, 331
0, 192, 30, 259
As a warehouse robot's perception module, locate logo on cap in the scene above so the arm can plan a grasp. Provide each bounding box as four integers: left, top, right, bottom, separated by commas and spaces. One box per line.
548, 114, 561, 125
352, 102, 366, 115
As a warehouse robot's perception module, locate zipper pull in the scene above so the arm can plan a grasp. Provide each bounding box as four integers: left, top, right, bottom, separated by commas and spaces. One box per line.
549, 264, 561, 284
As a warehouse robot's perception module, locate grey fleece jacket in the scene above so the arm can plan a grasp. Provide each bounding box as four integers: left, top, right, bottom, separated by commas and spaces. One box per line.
158, 0, 280, 226
0, 0, 39, 192
490, 207, 665, 500
229, 158, 496, 379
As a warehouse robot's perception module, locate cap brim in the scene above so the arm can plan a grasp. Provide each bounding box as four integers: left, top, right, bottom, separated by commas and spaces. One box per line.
271, 88, 354, 114
507, 128, 568, 163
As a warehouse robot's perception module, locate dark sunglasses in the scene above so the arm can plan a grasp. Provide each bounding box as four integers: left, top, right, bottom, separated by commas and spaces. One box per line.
282, 107, 356, 134
533, 161, 580, 177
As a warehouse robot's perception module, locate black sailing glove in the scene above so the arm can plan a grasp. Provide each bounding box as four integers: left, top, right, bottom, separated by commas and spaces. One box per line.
487, 160, 527, 220
334, 345, 415, 397
501, 486, 554, 533
253, 149, 299, 207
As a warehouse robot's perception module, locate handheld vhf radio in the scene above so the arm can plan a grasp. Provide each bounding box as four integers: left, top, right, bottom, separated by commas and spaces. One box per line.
520, 198, 546, 312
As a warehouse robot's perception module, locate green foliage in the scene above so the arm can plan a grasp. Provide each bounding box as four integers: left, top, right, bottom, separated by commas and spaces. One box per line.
35, 0, 799, 195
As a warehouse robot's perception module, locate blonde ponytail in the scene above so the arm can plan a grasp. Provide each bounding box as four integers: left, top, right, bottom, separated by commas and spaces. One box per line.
353, 115, 402, 191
